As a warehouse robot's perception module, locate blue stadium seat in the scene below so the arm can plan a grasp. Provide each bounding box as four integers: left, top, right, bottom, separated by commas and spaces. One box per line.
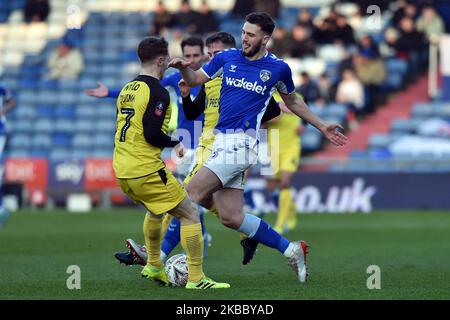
385, 58, 408, 76
52, 133, 72, 147
368, 134, 391, 149
93, 134, 114, 148
54, 119, 75, 133
70, 148, 92, 159
75, 120, 95, 133
326, 104, 348, 120
13, 105, 37, 119
11, 119, 34, 133
49, 148, 71, 161
92, 148, 113, 158
72, 133, 93, 148
30, 149, 49, 158
9, 133, 31, 149
301, 131, 322, 151
411, 103, 435, 118
96, 119, 115, 133
5, 149, 31, 158
55, 106, 76, 119
75, 104, 95, 119
34, 119, 54, 133
31, 134, 52, 149
390, 118, 417, 134
37, 105, 54, 118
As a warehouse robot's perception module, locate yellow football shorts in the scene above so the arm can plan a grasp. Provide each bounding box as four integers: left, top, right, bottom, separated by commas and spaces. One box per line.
117, 167, 186, 215
271, 150, 300, 178
183, 144, 212, 185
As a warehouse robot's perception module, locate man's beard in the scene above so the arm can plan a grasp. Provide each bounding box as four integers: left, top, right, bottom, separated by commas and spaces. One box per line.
242, 40, 262, 58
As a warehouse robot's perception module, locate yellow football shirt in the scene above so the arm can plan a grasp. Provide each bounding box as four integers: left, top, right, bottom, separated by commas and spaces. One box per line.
113, 75, 173, 179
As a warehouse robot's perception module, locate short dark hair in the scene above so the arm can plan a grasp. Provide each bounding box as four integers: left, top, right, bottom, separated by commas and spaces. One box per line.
205, 32, 236, 48
180, 36, 204, 53
137, 37, 168, 64
245, 12, 275, 35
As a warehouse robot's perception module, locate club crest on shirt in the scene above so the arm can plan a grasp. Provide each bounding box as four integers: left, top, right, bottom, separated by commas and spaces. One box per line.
229, 65, 237, 72
260, 69, 271, 82
154, 102, 164, 117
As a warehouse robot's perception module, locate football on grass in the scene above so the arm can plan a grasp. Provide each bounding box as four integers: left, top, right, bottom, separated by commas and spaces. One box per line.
165, 254, 188, 287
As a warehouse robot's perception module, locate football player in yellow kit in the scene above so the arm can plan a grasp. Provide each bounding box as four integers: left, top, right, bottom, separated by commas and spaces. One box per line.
113, 36, 229, 289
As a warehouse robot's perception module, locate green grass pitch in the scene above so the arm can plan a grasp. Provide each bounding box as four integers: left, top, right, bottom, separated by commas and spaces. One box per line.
1, 209, 449, 300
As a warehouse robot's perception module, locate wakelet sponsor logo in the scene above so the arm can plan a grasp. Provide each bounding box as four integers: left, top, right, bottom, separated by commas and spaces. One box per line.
55, 162, 84, 184
225, 77, 267, 95
294, 178, 377, 213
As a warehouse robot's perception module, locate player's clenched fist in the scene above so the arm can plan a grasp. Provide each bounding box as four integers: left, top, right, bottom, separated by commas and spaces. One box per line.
168, 58, 192, 70
174, 142, 185, 158
178, 79, 190, 98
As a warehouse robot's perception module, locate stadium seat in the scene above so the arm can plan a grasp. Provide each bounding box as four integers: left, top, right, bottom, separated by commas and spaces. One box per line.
31, 133, 52, 149
74, 119, 95, 133
72, 133, 93, 148
93, 134, 114, 148
411, 103, 435, 119
55, 106, 76, 119
34, 118, 54, 133
36, 105, 54, 118
49, 148, 71, 161
9, 133, 31, 149
52, 132, 72, 147
368, 134, 391, 149
301, 131, 322, 151
54, 119, 75, 133
13, 105, 37, 119
390, 118, 417, 134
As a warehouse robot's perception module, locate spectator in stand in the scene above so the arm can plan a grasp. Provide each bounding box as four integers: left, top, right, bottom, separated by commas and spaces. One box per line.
172, 0, 198, 34
313, 17, 337, 44
231, 0, 255, 18
353, 47, 386, 113
195, 1, 219, 35
393, 2, 418, 26
24, 0, 50, 23
316, 73, 335, 106
336, 68, 365, 130
150, 1, 174, 36
254, 0, 280, 19
335, 14, 355, 46
358, 34, 380, 57
416, 6, 445, 43
297, 72, 320, 105
388, 17, 425, 80
290, 25, 316, 59
268, 26, 291, 58
46, 40, 84, 80
296, 9, 314, 32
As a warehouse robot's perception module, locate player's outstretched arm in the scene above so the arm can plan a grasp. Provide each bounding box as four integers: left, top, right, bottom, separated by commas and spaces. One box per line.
84, 81, 120, 98
280, 92, 348, 146
168, 58, 209, 87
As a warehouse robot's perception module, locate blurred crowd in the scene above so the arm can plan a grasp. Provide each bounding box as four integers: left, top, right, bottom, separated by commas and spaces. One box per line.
17, 0, 448, 131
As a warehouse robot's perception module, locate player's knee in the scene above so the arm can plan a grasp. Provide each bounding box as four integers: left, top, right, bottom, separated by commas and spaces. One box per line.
186, 184, 204, 204
219, 214, 241, 230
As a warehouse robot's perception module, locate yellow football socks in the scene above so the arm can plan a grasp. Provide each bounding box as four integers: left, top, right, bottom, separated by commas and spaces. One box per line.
160, 213, 172, 241
180, 223, 204, 282
274, 188, 293, 233
143, 213, 163, 269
